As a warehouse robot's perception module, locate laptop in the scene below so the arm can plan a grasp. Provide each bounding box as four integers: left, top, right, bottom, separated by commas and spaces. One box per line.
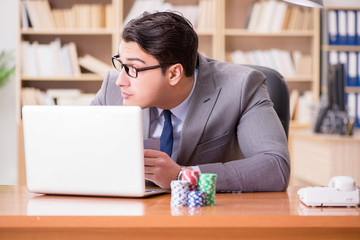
22, 105, 168, 197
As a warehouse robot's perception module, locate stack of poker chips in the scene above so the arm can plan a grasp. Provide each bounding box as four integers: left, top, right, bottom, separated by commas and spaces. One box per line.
170, 170, 217, 207
198, 173, 217, 206
170, 180, 190, 207
182, 170, 199, 191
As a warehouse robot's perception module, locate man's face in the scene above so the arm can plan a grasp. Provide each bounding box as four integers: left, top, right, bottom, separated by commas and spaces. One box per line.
115, 41, 168, 109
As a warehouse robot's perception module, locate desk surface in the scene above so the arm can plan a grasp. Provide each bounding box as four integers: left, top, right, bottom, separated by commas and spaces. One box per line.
0, 186, 359, 240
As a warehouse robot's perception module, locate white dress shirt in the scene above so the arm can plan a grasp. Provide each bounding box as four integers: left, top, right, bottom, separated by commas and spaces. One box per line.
149, 70, 198, 164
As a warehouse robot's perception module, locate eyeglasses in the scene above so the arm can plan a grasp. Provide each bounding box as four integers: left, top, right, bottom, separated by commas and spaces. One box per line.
111, 54, 174, 78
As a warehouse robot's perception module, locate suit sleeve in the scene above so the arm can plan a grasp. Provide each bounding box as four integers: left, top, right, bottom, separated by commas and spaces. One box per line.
198, 70, 290, 192
90, 71, 111, 105
90, 70, 122, 106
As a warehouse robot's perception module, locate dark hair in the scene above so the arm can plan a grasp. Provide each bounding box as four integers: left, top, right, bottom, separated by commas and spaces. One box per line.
122, 11, 198, 77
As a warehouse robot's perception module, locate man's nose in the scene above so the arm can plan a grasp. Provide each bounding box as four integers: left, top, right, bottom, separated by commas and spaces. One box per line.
115, 70, 130, 87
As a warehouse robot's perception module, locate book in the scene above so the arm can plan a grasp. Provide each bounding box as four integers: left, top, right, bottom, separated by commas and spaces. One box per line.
35, 43, 56, 77
21, 39, 82, 77
302, 8, 312, 30
67, 42, 81, 76
46, 89, 95, 106
78, 54, 112, 77
257, 0, 277, 33
46, 88, 82, 99
21, 87, 54, 106
105, 4, 114, 29
52, 9, 66, 28
56, 93, 96, 106
21, 41, 38, 76
229, 48, 300, 79
41, 0, 56, 29
281, 7, 291, 30
197, 0, 216, 30
171, 5, 199, 28
60, 44, 73, 76
287, 6, 300, 30
23, 0, 42, 29
247, 1, 262, 32
24, 1, 110, 30
270, 1, 287, 32
296, 91, 313, 124
21, 1, 30, 29
123, 0, 169, 27
289, 89, 300, 120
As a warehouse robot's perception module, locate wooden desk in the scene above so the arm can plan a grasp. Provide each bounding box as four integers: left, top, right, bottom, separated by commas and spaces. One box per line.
0, 186, 359, 240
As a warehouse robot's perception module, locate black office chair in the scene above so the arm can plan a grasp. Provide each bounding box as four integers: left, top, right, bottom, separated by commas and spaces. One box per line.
245, 65, 290, 139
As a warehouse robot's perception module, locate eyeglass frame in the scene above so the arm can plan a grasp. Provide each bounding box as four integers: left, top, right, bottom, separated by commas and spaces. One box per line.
111, 54, 175, 78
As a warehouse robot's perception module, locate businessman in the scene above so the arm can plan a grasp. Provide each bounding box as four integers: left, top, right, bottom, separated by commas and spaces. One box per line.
91, 11, 290, 192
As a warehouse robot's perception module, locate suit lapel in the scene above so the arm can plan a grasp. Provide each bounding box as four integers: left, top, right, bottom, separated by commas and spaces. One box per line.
177, 55, 221, 166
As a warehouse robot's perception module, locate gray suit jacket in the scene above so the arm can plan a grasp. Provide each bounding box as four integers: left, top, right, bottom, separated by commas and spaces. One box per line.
91, 54, 290, 192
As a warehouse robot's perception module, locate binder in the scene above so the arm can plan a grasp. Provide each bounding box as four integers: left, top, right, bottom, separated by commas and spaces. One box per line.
356, 93, 360, 128
339, 51, 347, 66
328, 51, 338, 65
347, 92, 360, 129
358, 52, 360, 87
347, 52, 357, 87
346, 10, 356, 45
357, 11, 360, 45
346, 93, 356, 120
338, 10, 347, 45
327, 10, 338, 45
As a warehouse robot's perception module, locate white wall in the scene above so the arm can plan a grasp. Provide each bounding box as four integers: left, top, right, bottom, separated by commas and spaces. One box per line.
0, 1, 19, 185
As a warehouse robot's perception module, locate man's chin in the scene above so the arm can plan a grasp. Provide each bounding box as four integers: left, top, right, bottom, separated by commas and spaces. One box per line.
123, 101, 146, 109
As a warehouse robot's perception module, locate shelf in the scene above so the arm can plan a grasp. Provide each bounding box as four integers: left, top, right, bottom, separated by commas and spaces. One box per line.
21, 29, 114, 35
196, 29, 216, 35
21, 73, 103, 81
289, 121, 312, 129
286, 75, 313, 82
225, 29, 314, 37
345, 86, 360, 93
324, 6, 360, 10
322, 45, 360, 52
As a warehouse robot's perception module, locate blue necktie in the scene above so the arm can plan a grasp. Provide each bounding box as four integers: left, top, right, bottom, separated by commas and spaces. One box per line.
160, 110, 173, 157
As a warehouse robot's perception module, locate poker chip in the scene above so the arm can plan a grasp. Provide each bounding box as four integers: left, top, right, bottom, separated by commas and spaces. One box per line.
170, 180, 190, 207
198, 173, 217, 206
187, 191, 206, 207
170, 173, 217, 208
181, 170, 200, 191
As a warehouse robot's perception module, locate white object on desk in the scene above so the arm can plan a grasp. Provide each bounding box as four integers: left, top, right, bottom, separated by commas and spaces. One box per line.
298, 176, 359, 207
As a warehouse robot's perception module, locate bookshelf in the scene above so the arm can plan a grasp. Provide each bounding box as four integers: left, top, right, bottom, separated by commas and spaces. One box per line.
321, 4, 360, 128
16, 0, 321, 184
224, 0, 320, 124
17, 0, 321, 122
17, 0, 121, 121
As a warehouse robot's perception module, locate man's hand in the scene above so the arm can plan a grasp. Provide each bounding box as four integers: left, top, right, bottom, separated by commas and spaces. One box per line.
144, 149, 181, 189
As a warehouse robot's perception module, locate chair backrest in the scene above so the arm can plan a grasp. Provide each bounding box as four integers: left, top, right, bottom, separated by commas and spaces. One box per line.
244, 65, 290, 139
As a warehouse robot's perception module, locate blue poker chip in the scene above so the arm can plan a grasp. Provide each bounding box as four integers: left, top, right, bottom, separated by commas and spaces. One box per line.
187, 191, 206, 207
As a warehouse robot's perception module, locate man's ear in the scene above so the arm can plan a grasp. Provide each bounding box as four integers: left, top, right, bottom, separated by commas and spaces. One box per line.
167, 64, 183, 86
